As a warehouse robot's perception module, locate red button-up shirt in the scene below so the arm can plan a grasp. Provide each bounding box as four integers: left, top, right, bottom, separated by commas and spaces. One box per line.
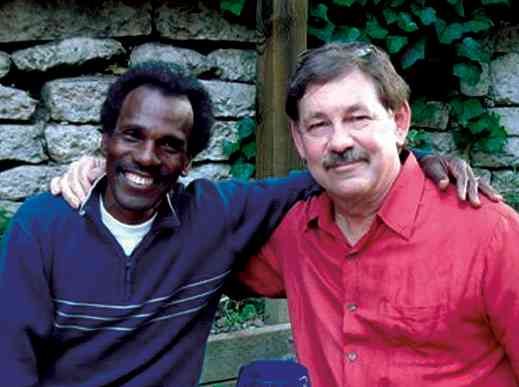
236, 154, 519, 386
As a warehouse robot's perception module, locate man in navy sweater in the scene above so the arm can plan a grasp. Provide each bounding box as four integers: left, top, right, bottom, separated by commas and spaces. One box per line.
0, 62, 495, 386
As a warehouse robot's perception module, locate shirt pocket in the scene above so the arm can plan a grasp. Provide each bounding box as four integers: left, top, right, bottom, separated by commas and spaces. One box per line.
380, 301, 450, 366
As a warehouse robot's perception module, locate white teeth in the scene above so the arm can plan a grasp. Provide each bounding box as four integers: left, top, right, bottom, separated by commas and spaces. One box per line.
125, 172, 153, 187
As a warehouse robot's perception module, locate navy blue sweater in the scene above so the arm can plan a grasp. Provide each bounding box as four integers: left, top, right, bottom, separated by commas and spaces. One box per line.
0, 173, 316, 387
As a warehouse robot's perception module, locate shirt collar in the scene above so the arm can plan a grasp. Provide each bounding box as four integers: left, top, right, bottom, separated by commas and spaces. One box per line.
78, 174, 181, 230
304, 152, 425, 240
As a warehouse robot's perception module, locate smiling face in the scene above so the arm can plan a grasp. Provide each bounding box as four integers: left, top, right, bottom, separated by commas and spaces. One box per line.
291, 69, 410, 205
102, 85, 193, 224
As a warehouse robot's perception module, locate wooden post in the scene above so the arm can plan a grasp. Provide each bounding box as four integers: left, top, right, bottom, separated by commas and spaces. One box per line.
256, 0, 307, 178
256, 0, 308, 324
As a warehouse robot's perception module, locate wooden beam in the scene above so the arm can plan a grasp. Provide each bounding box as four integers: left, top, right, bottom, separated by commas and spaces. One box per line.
256, 0, 308, 324
256, 0, 308, 178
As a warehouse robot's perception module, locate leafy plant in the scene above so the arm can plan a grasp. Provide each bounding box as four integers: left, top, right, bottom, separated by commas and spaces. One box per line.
223, 117, 257, 180
306, 0, 511, 158
0, 208, 10, 241
218, 295, 264, 331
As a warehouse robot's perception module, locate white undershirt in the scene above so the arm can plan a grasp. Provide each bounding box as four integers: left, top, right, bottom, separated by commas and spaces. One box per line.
99, 196, 156, 256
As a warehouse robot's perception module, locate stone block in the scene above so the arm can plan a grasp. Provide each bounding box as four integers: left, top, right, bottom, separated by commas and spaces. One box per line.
208, 49, 256, 82
492, 170, 519, 195
0, 124, 47, 163
42, 76, 116, 123
12, 38, 125, 72
473, 168, 492, 184
495, 26, 519, 54
0, 85, 37, 121
0, 165, 67, 200
194, 121, 239, 162
0, 51, 10, 79
0, 0, 151, 42
155, 1, 256, 43
490, 107, 519, 136
179, 163, 231, 185
130, 43, 215, 77
490, 53, 519, 105
412, 101, 450, 130
45, 124, 102, 163
461, 62, 490, 97
472, 137, 519, 168
427, 132, 458, 154
202, 80, 255, 118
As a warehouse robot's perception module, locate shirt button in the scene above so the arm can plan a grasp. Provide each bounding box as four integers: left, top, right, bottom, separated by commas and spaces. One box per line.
346, 303, 358, 312
346, 351, 358, 362
346, 252, 357, 260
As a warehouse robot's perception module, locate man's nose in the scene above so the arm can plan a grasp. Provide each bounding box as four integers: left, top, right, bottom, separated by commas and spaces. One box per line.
327, 124, 354, 153
135, 141, 160, 166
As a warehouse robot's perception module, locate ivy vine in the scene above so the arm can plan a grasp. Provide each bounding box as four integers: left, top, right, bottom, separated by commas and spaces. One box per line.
223, 116, 257, 180
307, 0, 512, 158
215, 0, 516, 162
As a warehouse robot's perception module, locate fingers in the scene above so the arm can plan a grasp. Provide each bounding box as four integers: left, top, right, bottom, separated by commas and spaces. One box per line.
465, 170, 481, 208
478, 180, 503, 202
447, 157, 469, 201
420, 155, 450, 191
50, 176, 61, 195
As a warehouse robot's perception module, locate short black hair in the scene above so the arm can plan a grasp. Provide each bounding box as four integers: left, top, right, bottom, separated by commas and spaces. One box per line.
100, 62, 214, 158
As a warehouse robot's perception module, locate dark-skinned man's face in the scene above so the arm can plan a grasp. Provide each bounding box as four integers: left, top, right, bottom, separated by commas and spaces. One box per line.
102, 85, 193, 224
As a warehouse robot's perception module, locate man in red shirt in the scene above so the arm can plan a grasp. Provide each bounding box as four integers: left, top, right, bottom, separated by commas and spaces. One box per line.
234, 42, 519, 386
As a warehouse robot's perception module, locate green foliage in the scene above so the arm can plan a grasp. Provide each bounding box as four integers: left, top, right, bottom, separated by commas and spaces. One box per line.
307, 0, 513, 158
218, 296, 264, 331
223, 117, 257, 180
219, 0, 247, 16
0, 208, 10, 241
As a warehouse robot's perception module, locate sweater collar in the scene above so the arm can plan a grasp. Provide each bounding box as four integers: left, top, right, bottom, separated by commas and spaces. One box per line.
79, 174, 181, 230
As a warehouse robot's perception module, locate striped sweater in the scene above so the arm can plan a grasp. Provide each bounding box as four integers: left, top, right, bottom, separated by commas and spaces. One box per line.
0, 173, 316, 387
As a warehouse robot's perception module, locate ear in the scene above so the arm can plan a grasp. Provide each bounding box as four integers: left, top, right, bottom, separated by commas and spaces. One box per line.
181, 159, 191, 177
290, 120, 307, 162
393, 101, 411, 148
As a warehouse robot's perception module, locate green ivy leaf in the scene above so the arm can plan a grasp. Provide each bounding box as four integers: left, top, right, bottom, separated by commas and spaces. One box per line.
386, 35, 408, 53
407, 129, 432, 150
453, 62, 481, 86
373, 0, 383, 5
309, 25, 336, 42
223, 139, 240, 157
434, 17, 447, 40
397, 12, 419, 33
481, 0, 510, 5
461, 99, 485, 122
220, 0, 247, 16
383, 8, 399, 24
231, 161, 255, 180
333, 26, 362, 42
453, 1, 465, 17
456, 37, 490, 63
237, 117, 256, 140
401, 37, 426, 69
412, 6, 437, 26
439, 22, 464, 44
366, 17, 389, 39
241, 141, 257, 160
464, 18, 493, 33
411, 98, 441, 124
333, 0, 357, 6
391, 0, 406, 7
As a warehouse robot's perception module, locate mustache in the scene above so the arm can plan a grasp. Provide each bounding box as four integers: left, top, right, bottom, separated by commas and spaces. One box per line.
322, 148, 369, 170
117, 163, 165, 181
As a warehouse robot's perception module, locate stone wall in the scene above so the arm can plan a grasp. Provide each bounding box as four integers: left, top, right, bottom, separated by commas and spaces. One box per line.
410, 25, 519, 205
0, 0, 256, 215
1, 1, 519, 216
